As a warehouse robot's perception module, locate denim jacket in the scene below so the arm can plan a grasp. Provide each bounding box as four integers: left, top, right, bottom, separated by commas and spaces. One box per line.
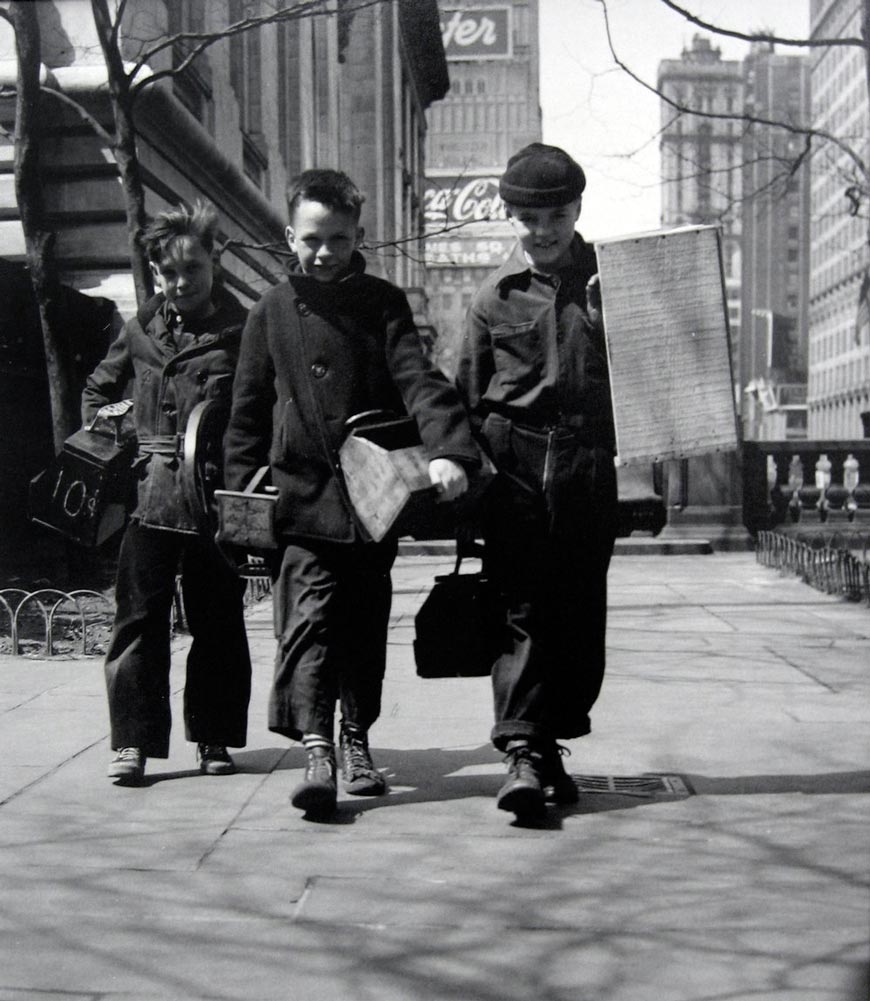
456, 234, 615, 452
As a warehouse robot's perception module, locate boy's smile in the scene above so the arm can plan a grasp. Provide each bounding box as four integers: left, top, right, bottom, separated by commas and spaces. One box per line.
506, 198, 583, 273
150, 236, 215, 320
286, 200, 364, 283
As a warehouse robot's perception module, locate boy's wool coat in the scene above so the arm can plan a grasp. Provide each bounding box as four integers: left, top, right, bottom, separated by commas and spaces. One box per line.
224, 258, 480, 542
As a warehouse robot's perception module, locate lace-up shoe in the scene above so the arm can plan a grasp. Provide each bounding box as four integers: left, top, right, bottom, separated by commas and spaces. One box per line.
107, 747, 146, 784
339, 725, 386, 796
291, 745, 337, 815
197, 744, 236, 776
540, 742, 579, 804
496, 742, 546, 817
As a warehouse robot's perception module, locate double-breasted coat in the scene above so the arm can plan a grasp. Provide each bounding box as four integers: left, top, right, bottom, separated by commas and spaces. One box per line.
224, 256, 481, 542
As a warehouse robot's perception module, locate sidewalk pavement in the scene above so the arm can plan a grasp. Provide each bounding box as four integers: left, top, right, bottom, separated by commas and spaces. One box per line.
0, 551, 868, 1001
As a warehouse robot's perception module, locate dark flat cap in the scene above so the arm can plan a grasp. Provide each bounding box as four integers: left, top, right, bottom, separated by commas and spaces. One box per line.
499, 143, 586, 207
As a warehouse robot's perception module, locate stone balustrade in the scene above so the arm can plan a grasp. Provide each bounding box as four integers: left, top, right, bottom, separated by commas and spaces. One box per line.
743, 441, 870, 535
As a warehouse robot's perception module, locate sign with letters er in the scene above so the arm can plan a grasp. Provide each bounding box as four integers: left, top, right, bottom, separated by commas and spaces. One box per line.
440, 7, 512, 60
595, 225, 739, 465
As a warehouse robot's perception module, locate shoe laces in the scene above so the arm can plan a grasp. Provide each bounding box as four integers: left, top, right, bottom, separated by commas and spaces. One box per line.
198, 743, 229, 761
504, 744, 542, 768
342, 730, 375, 771
116, 747, 141, 761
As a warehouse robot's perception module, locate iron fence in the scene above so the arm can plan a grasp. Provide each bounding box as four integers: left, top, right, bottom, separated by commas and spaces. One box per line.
756, 529, 870, 605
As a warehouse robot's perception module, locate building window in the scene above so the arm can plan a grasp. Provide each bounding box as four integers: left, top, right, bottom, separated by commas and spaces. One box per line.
167, 0, 214, 133
229, 0, 268, 188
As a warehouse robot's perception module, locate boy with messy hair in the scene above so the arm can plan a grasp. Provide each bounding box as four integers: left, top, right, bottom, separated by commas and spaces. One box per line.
83, 201, 252, 785
224, 168, 481, 817
456, 143, 618, 820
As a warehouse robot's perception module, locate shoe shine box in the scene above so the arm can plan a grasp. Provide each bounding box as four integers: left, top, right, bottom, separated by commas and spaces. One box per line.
29, 428, 136, 548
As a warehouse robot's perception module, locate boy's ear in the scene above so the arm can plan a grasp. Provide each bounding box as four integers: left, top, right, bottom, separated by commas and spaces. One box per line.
284, 224, 296, 251
149, 259, 161, 281
356, 225, 365, 247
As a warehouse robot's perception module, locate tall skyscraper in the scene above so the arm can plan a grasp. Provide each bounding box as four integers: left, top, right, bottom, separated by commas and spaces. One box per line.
807, 0, 870, 438
423, 0, 541, 374
659, 34, 815, 441
658, 36, 744, 358
740, 43, 811, 440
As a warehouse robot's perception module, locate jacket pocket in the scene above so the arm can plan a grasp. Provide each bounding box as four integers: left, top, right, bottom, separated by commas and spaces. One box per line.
490, 321, 543, 392
274, 396, 320, 468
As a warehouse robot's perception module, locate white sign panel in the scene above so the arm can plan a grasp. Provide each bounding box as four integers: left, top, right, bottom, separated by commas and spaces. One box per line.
596, 225, 739, 465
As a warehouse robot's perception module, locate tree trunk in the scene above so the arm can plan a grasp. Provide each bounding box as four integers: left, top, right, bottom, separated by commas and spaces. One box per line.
91, 0, 154, 305
9, 1, 79, 452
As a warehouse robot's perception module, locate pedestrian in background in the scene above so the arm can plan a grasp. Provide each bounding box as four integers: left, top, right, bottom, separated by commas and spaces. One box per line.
82, 202, 252, 785
456, 143, 619, 820
223, 169, 481, 818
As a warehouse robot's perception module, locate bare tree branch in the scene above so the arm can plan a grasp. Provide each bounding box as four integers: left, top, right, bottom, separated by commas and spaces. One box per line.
111, 0, 129, 50
39, 85, 115, 147
656, 0, 863, 49
127, 0, 386, 98
596, 0, 869, 182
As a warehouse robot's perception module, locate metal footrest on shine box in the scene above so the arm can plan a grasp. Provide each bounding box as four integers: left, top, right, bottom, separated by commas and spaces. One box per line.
213, 466, 279, 551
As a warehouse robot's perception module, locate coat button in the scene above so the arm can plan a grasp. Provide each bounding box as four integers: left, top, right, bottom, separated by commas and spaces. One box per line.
311, 362, 328, 379
196, 370, 208, 384
296, 301, 311, 316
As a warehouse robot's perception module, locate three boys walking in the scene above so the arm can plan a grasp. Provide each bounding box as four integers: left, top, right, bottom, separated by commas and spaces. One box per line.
89, 143, 616, 823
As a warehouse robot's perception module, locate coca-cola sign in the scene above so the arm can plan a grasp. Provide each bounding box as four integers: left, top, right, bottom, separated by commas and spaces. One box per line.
424, 176, 509, 230
440, 7, 512, 60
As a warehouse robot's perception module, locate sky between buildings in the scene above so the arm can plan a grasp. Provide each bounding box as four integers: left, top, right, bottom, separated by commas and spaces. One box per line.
539, 0, 813, 241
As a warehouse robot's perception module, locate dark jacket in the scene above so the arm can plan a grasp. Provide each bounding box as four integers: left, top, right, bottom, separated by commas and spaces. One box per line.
456, 234, 615, 451
223, 255, 481, 543
81, 286, 247, 534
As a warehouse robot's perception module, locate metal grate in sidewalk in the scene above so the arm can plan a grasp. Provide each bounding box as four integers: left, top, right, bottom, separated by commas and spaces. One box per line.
572, 774, 691, 799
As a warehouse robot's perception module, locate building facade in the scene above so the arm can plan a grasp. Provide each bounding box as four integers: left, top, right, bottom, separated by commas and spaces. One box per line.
740, 43, 811, 441
806, 0, 870, 438
423, 0, 541, 374
0, 0, 447, 578
658, 35, 744, 364
0, 0, 447, 314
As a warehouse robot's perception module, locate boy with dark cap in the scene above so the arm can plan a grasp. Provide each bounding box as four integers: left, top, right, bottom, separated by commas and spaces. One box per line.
456, 143, 618, 819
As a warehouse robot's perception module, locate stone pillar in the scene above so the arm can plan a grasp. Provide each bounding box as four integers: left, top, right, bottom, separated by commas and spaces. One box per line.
657, 450, 754, 551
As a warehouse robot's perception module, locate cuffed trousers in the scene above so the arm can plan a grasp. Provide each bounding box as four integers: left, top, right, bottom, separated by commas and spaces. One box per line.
269, 537, 397, 742
480, 418, 618, 751
104, 520, 252, 758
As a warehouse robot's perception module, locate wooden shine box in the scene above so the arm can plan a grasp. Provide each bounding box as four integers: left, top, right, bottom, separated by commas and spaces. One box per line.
338, 415, 436, 543
28, 429, 135, 547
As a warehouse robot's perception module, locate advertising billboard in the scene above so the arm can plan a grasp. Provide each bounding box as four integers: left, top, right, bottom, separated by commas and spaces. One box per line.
424, 174, 514, 268
424, 175, 507, 232
440, 7, 512, 60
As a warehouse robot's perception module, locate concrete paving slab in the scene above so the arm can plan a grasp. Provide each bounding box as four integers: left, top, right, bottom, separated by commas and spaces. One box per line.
0, 552, 868, 1000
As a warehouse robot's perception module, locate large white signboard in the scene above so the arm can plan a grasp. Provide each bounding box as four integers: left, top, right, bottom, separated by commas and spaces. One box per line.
596, 225, 739, 465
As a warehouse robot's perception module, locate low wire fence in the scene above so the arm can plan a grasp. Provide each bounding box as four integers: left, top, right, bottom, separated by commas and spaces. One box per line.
756, 529, 870, 605
1, 570, 272, 658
